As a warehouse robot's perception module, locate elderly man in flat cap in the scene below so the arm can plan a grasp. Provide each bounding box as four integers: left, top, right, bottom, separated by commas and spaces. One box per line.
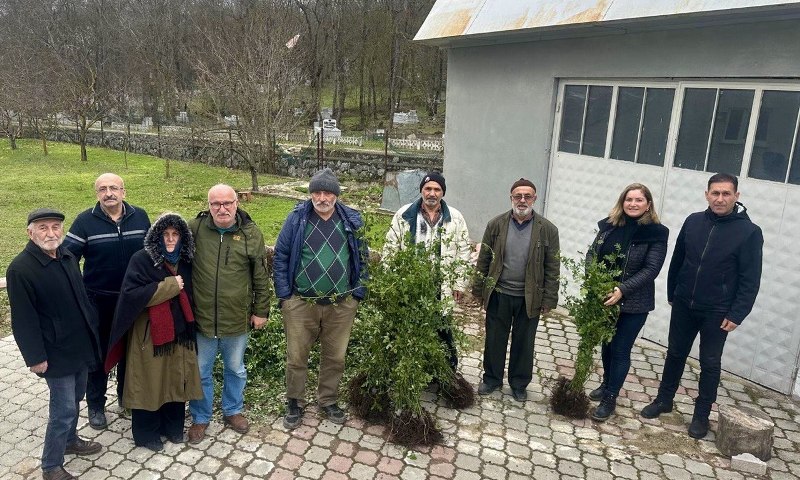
274, 168, 368, 429
7, 208, 103, 480
473, 178, 560, 402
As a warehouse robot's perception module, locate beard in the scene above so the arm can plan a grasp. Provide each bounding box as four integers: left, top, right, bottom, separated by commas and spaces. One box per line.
513, 204, 533, 218
313, 197, 337, 214
33, 235, 64, 253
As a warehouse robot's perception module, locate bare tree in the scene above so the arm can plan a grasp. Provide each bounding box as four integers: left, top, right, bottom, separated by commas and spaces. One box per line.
191, 0, 304, 190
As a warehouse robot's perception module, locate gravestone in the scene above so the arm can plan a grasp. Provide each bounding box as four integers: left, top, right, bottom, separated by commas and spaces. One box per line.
716, 404, 774, 461
176, 111, 189, 123
142, 117, 153, 128
380, 169, 426, 212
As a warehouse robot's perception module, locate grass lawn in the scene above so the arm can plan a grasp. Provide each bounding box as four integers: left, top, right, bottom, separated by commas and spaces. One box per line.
0, 140, 391, 335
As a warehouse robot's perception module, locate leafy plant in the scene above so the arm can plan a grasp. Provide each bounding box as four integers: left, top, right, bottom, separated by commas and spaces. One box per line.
550, 244, 621, 418
347, 233, 475, 446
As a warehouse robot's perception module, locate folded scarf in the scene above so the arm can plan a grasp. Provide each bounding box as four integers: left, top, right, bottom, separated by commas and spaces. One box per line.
148, 264, 195, 356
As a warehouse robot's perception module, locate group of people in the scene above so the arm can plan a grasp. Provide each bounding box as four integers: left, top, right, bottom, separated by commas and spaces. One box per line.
7, 167, 762, 480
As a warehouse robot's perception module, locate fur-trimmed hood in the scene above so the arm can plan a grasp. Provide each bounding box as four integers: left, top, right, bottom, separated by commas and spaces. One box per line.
144, 212, 194, 266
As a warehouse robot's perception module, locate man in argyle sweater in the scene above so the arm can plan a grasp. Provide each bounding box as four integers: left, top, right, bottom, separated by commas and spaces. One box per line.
273, 168, 368, 429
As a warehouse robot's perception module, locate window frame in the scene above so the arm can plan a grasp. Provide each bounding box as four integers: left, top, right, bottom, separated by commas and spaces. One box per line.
555, 79, 800, 185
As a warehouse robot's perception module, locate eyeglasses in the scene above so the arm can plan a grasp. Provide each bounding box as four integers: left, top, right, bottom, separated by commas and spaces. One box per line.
511, 194, 535, 201
210, 200, 237, 210
96, 185, 123, 193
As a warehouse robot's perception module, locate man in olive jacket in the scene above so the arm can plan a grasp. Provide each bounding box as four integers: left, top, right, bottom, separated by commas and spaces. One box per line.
187, 184, 271, 443
473, 179, 560, 402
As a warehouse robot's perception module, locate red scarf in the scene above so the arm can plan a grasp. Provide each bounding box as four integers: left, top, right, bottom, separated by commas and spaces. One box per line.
148, 264, 195, 352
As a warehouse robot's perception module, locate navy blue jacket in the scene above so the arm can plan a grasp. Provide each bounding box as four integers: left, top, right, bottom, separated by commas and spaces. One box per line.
667, 203, 763, 324
591, 219, 669, 314
273, 200, 368, 301
7, 242, 101, 377
64, 201, 150, 295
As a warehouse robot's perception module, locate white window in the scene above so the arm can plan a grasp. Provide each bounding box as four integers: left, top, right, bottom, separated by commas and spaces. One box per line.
556, 80, 800, 185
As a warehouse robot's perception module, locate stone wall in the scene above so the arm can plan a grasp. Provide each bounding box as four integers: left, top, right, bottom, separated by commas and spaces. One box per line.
43, 129, 443, 181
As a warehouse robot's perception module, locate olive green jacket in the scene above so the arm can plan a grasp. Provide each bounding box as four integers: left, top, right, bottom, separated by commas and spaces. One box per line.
189, 209, 271, 337
473, 211, 560, 318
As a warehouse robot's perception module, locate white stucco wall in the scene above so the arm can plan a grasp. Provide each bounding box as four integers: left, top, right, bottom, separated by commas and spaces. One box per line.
442, 19, 800, 393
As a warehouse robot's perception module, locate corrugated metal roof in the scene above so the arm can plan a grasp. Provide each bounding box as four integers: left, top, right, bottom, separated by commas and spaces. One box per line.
415, 0, 800, 45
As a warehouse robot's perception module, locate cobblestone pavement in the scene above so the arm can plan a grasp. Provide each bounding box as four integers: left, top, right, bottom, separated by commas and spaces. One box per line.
1, 309, 799, 480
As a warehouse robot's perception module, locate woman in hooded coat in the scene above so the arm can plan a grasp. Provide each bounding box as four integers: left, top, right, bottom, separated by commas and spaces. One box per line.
106, 213, 202, 451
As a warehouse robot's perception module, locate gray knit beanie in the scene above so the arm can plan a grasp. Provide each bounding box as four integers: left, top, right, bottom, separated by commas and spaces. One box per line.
309, 168, 341, 196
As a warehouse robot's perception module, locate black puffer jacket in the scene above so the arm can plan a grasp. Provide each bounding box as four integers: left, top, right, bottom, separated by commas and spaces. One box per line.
668, 204, 762, 324
590, 218, 669, 314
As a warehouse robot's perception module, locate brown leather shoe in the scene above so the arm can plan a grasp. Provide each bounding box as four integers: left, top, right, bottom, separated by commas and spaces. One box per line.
187, 423, 208, 444
223, 414, 249, 434
64, 437, 101, 455
42, 466, 76, 480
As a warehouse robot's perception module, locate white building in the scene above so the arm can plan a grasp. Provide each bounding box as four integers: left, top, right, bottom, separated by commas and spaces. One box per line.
417, 0, 800, 397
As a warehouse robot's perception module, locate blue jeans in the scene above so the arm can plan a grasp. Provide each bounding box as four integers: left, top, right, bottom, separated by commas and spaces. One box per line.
189, 332, 248, 424
656, 299, 728, 419
43, 368, 88, 472
600, 312, 648, 396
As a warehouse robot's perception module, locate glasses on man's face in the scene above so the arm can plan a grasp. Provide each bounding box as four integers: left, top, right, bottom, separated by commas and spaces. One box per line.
210, 200, 236, 210
511, 194, 535, 202
96, 185, 123, 194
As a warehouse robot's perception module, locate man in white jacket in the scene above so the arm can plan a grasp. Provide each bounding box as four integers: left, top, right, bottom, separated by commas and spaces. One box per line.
384, 171, 471, 370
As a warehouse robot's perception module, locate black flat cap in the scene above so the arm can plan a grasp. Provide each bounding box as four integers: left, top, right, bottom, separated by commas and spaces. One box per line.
27, 208, 65, 225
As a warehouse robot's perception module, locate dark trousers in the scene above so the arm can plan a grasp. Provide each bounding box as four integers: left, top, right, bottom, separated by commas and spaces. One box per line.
600, 312, 648, 396
131, 402, 185, 446
43, 368, 88, 471
86, 292, 125, 411
438, 323, 458, 371
482, 292, 540, 391
656, 299, 728, 419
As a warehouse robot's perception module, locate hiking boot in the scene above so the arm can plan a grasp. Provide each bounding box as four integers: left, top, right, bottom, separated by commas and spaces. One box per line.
283, 399, 304, 430
321, 403, 347, 424
87, 408, 107, 430
640, 399, 674, 419
588, 382, 607, 402
591, 394, 617, 422
42, 466, 75, 480
64, 437, 101, 456
187, 423, 208, 444
223, 413, 249, 434
477, 382, 500, 395
688, 416, 710, 439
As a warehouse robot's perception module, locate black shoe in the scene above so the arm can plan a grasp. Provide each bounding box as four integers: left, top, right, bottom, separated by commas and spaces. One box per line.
688, 416, 709, 439
165, 432, 184, 444
640, 400, 674, 419
42, 466, 76, 480
64, 437, 102, 456
511, 388, 527, 402
477, 382, 500, 395
87, 408, 107, 430
283, 399, 304, 430
588, 383, 607, 402
591, 394, 617, 422
321, 403, 347, 424
140, 439, 164, 452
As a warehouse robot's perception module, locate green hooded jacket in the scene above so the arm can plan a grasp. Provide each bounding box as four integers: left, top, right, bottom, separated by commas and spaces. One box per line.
189, 209, 271, 337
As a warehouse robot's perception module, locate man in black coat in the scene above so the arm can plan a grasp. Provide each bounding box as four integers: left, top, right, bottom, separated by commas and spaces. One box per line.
641, 173, 764, 439
7, 209, 103, 480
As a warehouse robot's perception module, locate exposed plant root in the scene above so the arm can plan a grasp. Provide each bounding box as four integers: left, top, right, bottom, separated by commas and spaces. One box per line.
389, 409, 443, 447
440, 373, 475, 409
346, 373, 391, 423
550, 375, 590, 419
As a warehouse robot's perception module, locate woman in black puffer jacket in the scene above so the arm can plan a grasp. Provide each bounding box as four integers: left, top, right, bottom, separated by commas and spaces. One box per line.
587, 183, 669, 422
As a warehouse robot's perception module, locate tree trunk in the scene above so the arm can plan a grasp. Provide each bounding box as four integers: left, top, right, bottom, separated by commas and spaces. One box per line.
716, 405, 774, 461
40, 131, 48, 156
9, 133, 17, 150
250, 165, 259, 191
78, 115, 88, 162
